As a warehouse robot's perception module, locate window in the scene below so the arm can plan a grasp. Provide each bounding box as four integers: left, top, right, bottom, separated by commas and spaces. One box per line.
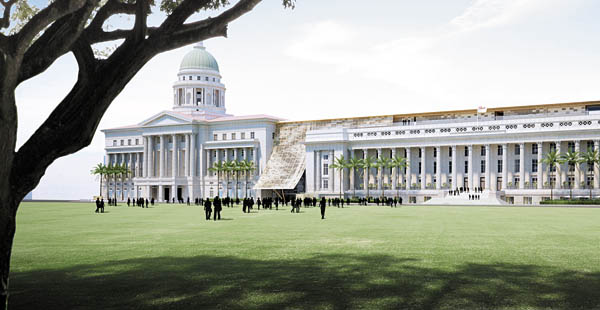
481, 147, 486, 156
588, 162, 594, 172
182, 76, 185, 80
498, 145, 503, 156
550, 143, 556, 152
135, 139, 139, 145
418, 148, 422, 158
250, 132, 255, 139
433, 147, 437, 158
569, 163, 575, 172
568, 141, 575, 152
250, 149, 253, 156
448, 147, 452, 157
323, 164, 329, 175
532, 177, 538, 186
449, 161, 452, 173
127, 139, 131, 145
515, 159, 520, 173
532, 159, 538, 172
464, 161, 468, 173
189, 76, 192, 81
241, 150, 245, 156
197, 76, 201, 80
272, 132, 275, 139
222, 133, 226, 140
213, 77, 216, 82
213, 134, 217, 141
324, 154, 329, 160
205, 77, 209, 81
241, 132, 245, 139
481, 160, 486, 173
196, 89, 202, 105
550, 163, 556, 172
113, 140, 117, 146
532, 144, 538, 155
231, 133, 236, 140
515, 144, 520, 155
181, 136, 185, 142
498, 160, 503, 173
464, 147, 468, 157
418, 162, 422, 174
323, 179, 328, 189
168, 136, 172, 143
588, 141, 595, 151
120, 140, 124, 146
433, 162, 437, 173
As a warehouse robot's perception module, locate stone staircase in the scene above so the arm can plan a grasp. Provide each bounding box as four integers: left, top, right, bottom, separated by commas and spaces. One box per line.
424, 191, 508, 205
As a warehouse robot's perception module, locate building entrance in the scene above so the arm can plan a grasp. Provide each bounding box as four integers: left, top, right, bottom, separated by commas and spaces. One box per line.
151, 186, 158, 200
479, 177, 485, 189
496, 177, 502, 191
463, 177, 468, 189
164, 187, 170, 202
177, 187, 183, 201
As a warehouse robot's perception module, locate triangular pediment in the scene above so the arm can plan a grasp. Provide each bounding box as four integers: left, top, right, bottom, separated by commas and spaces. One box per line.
140, 111, 191, 127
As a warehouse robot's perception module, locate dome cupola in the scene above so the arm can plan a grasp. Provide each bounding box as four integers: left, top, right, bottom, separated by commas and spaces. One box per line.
179, 42, 220, 72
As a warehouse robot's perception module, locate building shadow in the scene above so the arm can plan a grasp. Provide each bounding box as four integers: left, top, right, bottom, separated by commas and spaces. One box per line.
10, 254, 600, 309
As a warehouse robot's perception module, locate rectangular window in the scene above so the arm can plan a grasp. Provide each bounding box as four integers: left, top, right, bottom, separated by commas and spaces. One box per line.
449, 161, 452, 173
515, 144, 520, 155
241, 132, 245, 139
588, 141, 595, 151
197, 76, 201, 80
515, 159, 520, 173
569, 164, 575, 172
213, 134, 217, 141
135, 139, 139, 145
568, 141, 575, 152
272, 132, 275, 139
213, 151, 217, 158
120, 140, 124, 146
464, 147, 469, 157
250, 132, 255, 139
481, 147, 486, 156
323, 179, 328, 189
532, 144, 538, 155
433, 147, 437, 158
464, 161, 468, 173
324, 154, 329, 160
498, 160, 503, 173
448, 147, 452, 157
433, 161, 437, 173
222, 133, 226, 140
550, 143, 556, 152
128, 139, 131, 145
532, 177, 538, 186
323, 164, 329, 176
418, 162, 422, 174
231, 133, 236, 140
550, 164, 556, 172
196, 89, 202, 104
419, 148, 422, 158
113, 140, 117, 146
481, 160, 486, 173
205, 77, 209, 81
532, 159, 538, 172
241, 150, 245, 157
498, 145, 503, 156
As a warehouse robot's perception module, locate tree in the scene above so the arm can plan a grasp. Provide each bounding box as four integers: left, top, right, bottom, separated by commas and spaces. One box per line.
375, 156, 391, 198
390, 155, 408, 198
329, 155, 347, 201
0, 0, 294, 305
579, 148, 599, 199
119, 163, 130, 201
559, 151, 582, 200
239, 159, 254, 198
232, 160, 243, 200
346, 157, 362, 198
542, 150, 560, 200
90, 163, 107, 198
208, 161, 225, 197
361, 156, 376, 199
223, 160, 236, 198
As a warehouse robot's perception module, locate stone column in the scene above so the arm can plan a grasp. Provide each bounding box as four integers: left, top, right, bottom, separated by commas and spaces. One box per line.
190, 133, 196, 178
451, 145, 457, 189
485, 144, 491, 190
185, 134, 191, 177
595, 141, 599, 189
468, 145, 473, 189
391, 148, 397, 191
537, 142, 543, 190
519, 143, 525, 189
556, 142, 562, 190
502, 144, 508, 190
330, 150, 335, 193
148, 137, 154, 178
317, 150, 322, 191
172, 184, 177, 202
421, 147, 426, 190
377, 148, 382, 191
406, 148, 412, 189
143, 137, 148, 178
253, 146, 258, 176
172, 134, 178, 178
363, 149, 368, 193
574, 141, 580, 189
436, 146, 441, 190
159, 135, 165, 177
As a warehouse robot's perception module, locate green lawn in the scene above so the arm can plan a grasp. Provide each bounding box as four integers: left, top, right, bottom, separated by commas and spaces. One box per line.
10, 202, 600, 310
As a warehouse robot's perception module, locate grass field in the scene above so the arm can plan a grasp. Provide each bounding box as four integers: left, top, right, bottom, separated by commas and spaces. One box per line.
10, 202, 600, 310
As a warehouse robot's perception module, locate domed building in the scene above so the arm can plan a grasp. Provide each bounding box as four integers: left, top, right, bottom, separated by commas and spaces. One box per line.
103, 42, 600, 205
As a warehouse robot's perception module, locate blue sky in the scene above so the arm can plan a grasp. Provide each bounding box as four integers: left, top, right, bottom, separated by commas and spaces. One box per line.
14, 0, 600, 199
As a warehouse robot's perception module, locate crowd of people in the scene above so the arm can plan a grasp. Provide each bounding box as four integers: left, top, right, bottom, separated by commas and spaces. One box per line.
448, 186, 484, 196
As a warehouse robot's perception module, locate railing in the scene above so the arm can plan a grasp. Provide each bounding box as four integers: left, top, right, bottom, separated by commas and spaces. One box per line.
394, 111, 591, 127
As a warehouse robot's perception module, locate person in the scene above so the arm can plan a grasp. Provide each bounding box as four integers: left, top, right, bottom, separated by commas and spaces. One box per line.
213, 196, 222, 221
151, 197, 155, 206
100, 198, 105, 213
257, 197, 262, 210
320, 197, 326, 219
145, 198, 149, 208
126, 198, 130, 207
204, 198, 212, 220
95, 198, 101, 213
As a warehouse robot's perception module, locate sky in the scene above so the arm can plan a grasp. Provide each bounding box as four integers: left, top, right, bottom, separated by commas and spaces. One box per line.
14, 0, 600, 199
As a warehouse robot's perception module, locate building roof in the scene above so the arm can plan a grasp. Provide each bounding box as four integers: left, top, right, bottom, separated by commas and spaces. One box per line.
179, 42, 220, 72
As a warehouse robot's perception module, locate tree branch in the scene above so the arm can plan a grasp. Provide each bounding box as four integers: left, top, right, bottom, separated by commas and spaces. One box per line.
132, 0, 149, 42
14, 0, 87, 55
17, 1, 97, 84
87, 0, 136, 36
72, 39, 97, 77
0, 0, 17, 29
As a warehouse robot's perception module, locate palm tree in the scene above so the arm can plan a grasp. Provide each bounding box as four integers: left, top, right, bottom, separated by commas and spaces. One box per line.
361, 156, 376, 199
542, 150, 560, 200
119, 163, 130, 201
560, 150, 582, 199
240, 160, 255, 198
330, 155, 348, 200
390, 155, 408, 197
376, 157, 391, 198
223, 160, 237, 198
580, 148, 599, 199
233, 160, 243, 199
347, 157, 362, 198
91, 163, 107, 198
208, 161, 225, 197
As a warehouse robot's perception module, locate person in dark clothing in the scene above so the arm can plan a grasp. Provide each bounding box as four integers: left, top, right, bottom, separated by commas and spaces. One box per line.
127, 198, 131, 207
257, 198, 262, 210
320, 197, 327, 219
100, 198, 105, 213
187, 197, 190, 206
95, 198, 101, 213
213, 196, 222, 221
145, 198, 149, 208
204, 199, 212, 220
151, 198, 155, 206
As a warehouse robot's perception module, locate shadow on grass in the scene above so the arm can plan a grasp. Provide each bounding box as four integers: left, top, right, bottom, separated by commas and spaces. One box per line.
10, 254, 600, 310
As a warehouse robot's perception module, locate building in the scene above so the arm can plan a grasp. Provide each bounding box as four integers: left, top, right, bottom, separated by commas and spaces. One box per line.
103, 43, 600, 205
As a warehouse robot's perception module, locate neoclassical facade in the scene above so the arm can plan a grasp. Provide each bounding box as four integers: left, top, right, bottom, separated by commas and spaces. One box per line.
103, 43, 600, 204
